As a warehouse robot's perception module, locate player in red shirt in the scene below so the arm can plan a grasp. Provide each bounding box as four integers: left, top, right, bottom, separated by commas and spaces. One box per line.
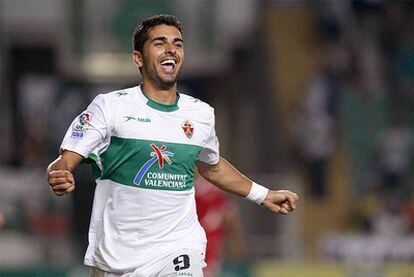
195, 174, 247, 277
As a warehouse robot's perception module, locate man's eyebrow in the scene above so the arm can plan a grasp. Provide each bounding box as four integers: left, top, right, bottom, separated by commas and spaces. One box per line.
151, 36, 184, 43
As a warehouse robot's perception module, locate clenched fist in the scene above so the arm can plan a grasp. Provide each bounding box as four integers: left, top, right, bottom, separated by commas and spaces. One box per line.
48, 170, 75, 196
262, 190, 300, 215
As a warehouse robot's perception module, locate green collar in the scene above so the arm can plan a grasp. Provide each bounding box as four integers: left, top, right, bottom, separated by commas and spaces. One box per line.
140, 85, 179, 112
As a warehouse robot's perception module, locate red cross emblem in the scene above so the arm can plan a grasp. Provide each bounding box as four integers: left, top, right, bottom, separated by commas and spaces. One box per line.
182, 120, 194, 139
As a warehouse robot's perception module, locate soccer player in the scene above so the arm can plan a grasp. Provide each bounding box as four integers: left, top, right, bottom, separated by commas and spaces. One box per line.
47, 14, 299, 277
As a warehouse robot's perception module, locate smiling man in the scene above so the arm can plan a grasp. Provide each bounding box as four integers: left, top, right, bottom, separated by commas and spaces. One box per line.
47, 14, 299, 277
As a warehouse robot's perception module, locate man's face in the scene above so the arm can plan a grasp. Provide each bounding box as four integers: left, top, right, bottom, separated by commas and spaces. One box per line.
135, 24, 184, 90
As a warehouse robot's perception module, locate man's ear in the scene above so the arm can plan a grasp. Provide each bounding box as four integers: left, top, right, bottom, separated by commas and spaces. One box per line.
133, 51, 144, 68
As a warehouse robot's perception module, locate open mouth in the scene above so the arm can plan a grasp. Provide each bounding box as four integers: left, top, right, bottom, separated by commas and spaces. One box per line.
160, 59, 177, 74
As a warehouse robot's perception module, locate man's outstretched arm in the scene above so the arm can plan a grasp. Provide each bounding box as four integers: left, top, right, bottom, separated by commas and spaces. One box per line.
197, 157, 299, 214
47, 151, 83, 196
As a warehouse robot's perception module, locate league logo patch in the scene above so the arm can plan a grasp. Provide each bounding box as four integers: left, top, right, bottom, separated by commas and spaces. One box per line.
181, 120, 194, 139
73, 111, 93, 131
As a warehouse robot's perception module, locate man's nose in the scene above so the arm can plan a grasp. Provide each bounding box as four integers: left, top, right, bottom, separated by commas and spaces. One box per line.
165, 44, 176, 55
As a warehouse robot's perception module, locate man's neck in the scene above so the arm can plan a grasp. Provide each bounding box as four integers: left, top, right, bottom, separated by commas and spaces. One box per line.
142, 81, 178, 105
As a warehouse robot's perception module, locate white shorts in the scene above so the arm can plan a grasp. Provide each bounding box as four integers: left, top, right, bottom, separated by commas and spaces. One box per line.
90, 248, 206, 277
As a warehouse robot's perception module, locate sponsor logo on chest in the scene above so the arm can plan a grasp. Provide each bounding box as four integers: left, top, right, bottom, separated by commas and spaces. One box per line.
133, 144, 188, 189
124, 115, 151, 123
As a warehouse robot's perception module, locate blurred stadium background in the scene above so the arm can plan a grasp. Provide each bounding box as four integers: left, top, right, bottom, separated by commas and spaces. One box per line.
0, 0, 413, 276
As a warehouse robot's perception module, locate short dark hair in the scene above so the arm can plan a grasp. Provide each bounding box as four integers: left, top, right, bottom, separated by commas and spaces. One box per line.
132, 14, 182, 53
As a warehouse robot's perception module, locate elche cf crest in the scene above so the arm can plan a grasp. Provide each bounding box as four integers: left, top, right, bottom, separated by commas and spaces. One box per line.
181, 120, 194, 139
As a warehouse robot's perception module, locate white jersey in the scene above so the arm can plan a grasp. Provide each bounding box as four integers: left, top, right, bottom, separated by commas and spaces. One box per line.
60, 85, 219, 273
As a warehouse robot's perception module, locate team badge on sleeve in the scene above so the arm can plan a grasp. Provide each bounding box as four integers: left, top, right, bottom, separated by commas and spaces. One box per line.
71, 111, 94, 139
181, 120, 194, 139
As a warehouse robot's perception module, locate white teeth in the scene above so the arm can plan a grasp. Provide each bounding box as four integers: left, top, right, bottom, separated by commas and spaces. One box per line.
161, 59, 176, 65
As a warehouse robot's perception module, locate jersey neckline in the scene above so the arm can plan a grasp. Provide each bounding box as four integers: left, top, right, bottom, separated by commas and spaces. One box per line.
139, 84, 180, 112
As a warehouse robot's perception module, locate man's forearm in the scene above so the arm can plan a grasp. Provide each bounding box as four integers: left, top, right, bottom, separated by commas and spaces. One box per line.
198, 157, 300, 214
197, 158, 252, 198
47, 151, 83, 174
47, 156, 69, 174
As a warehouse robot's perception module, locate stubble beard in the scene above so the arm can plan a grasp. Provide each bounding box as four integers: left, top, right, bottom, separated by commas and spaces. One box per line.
145, 67, 179, 90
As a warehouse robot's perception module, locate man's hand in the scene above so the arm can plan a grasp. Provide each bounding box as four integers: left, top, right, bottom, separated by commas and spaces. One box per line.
48, 170, 76, 196
47, 151, 83, 196
262, 190, 299, 215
